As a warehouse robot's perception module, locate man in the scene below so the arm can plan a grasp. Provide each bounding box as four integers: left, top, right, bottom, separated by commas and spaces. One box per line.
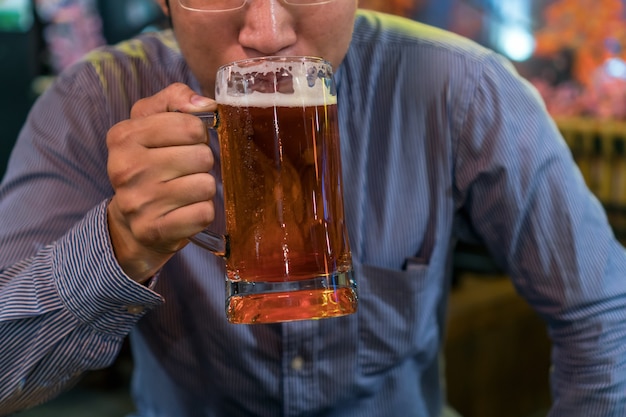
2, 1, 626, 416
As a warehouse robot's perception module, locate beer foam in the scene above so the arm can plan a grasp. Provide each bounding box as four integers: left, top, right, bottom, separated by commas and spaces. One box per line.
216, 58, 337, 107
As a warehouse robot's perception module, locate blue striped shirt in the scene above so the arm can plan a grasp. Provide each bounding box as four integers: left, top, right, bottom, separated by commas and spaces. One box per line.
2, 10, 626, 417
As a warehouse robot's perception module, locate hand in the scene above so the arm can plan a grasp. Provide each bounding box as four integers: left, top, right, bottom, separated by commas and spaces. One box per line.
106, 83, 217, 283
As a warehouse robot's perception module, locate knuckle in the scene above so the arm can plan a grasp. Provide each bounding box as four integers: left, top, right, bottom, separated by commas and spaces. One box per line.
106, 123, 128, 148
130, 96, 152, 118
115, 190, 145, 218
107, 155, 141, 190
169, 82, 189, 94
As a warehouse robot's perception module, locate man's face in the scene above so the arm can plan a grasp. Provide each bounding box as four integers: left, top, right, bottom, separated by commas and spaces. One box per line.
156, 0, 358, 97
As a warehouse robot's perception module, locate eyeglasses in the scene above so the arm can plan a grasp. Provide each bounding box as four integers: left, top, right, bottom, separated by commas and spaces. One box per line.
178, 0, 336, 13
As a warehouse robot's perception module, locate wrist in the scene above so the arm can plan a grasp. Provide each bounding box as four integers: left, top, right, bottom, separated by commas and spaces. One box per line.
106, 200, 170, 283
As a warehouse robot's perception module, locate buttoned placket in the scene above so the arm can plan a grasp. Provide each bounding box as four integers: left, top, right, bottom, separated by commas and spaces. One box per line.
282, 319, 320, 417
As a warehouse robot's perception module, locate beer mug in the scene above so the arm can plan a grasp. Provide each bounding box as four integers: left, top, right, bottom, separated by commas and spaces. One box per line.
191, 56, 357, 324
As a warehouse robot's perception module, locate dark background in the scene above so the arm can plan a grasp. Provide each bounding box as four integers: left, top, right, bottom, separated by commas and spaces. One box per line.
0, 0, 165, 177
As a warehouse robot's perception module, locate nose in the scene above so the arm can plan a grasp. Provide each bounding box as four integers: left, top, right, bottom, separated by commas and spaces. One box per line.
238, 0, 297, 55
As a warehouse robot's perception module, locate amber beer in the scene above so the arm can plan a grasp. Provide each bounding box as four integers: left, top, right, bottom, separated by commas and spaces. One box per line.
215, 57, 356, 324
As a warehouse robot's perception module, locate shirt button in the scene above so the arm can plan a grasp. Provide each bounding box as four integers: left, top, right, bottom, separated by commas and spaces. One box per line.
126, 305, 144, 314
291, 355, 305, 371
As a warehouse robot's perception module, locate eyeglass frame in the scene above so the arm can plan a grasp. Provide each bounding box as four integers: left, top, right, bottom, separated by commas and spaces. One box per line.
177, 0, 337, 13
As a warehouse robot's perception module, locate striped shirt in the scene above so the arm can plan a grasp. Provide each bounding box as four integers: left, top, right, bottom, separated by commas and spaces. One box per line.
2, 9, 626, 417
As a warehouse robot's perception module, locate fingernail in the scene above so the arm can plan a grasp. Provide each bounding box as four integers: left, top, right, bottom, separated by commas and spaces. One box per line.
191, 94, 212, 107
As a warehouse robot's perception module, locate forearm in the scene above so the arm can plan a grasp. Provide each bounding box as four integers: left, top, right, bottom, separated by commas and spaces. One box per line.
0, 202, 163, 414
454, 52, 626, 415
545, 242, 626, 416
0, 312, 123, 414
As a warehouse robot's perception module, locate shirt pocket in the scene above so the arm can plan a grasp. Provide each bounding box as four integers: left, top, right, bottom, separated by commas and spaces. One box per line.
356, 257, 441, 375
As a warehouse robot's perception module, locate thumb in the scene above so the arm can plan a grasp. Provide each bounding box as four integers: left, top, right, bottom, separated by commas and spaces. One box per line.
130, 82, 215, 119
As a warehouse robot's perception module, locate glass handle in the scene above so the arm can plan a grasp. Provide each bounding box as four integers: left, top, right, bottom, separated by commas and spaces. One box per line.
185, 111, 223, 257
189, 230, 229, 258
173, 111, 219, 128
192, 111, 219, 128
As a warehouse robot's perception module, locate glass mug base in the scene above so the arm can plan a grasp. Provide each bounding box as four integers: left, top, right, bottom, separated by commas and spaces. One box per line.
226, 270, 357, 324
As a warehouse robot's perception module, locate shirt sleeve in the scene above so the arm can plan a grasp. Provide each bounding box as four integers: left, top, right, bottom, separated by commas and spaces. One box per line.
0, 201, 164, 414
454, 52, 626, 416
0, 61, 164, 414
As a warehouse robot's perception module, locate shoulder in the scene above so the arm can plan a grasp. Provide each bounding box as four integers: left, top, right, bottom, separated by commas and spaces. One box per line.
57, 30, 186, 95
351, 9, 494, 69
82, 29, 185, 84
86, 30, 180, 64
347, 10, 525, 101
36, 30, 188, 128
49, 30, 189, 116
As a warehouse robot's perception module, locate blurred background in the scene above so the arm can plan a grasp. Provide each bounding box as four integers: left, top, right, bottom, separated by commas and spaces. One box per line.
4, 0, 626, 416
3, 0, 621, 178
0, 0, 166, 177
